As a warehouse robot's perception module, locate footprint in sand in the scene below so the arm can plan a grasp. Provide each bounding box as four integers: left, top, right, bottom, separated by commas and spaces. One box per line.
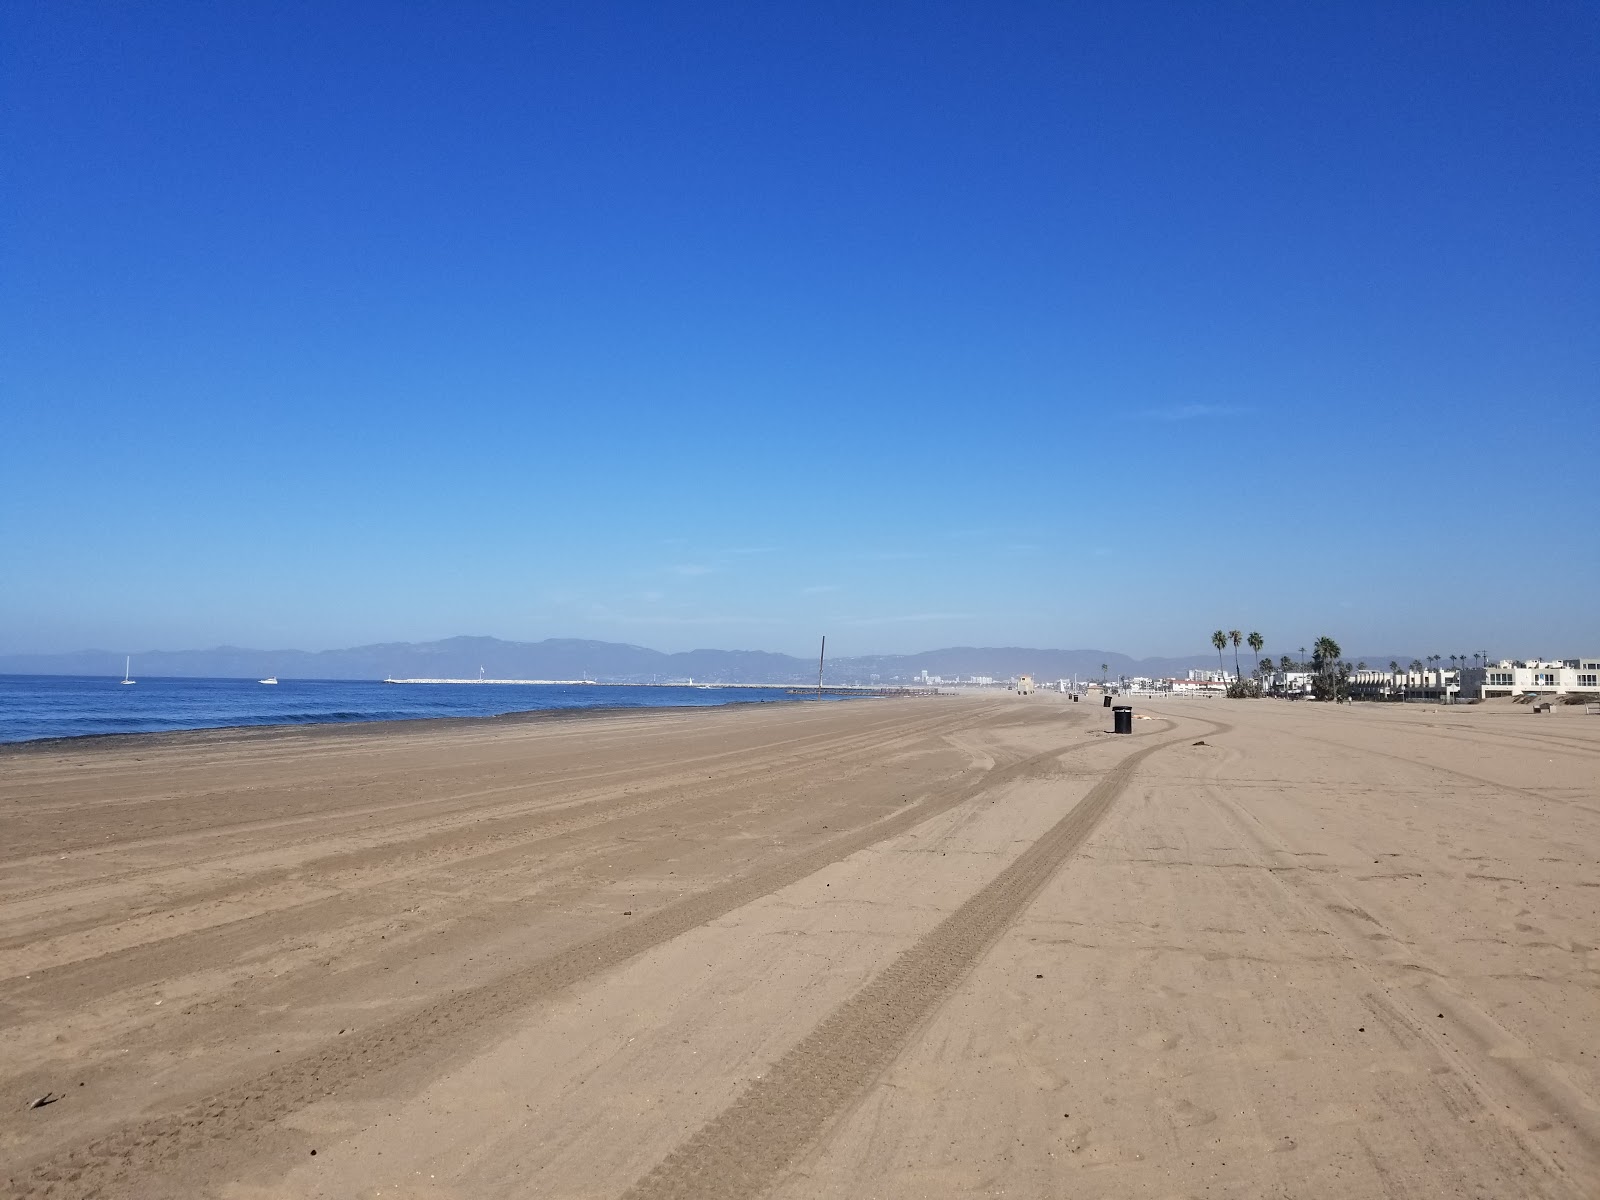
1167, 1097, 1217, 1126
1137, 1028, 1182, 1051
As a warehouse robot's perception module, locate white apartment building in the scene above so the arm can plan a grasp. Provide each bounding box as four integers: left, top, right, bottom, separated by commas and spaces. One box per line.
1257, 670, 1318, 696
1464, 658, 1600, 698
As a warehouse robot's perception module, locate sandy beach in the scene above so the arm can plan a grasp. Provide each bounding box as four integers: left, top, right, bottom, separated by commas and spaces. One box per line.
2, 695, 1596, 1198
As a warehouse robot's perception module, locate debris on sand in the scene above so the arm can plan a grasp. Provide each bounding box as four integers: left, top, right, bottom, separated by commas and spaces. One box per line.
28, 1093, 61, 1110
1192, 740, 1207, 746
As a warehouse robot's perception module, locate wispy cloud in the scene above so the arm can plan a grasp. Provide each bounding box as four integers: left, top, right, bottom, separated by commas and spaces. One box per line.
1136, 403, 1248, 422
600, 613, 786, 626
842, 612, 972, 626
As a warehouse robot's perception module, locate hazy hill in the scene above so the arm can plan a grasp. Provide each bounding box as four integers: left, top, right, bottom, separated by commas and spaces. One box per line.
0, 636, 1242, 684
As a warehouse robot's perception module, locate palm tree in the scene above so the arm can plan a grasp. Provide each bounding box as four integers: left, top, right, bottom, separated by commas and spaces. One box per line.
1357, 661, 1367, 672
1388, 660, 1399, 675
1299, 646, 1307, 671
1280, 654, 1292, 674
1211, 630, 1227, 676
1227, 630, 1243, 679
1248, 631, 1264, 675
1449, 654, 1458, 673
1100, 663, 1108, 685
1313, 636, 1342, 698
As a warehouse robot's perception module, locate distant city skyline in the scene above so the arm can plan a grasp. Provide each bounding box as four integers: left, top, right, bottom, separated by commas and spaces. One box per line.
5, 4, 1595, 658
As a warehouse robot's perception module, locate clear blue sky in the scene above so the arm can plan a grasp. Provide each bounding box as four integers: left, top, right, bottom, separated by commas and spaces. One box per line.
4, 2, 1596, 659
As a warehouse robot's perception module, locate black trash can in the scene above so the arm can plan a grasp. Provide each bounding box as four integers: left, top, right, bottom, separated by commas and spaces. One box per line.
1112, 704, 1133, 734
1102, 694, 1112, 708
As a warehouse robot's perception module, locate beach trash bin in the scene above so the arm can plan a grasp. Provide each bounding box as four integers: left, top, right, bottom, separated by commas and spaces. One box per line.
1113, 705, 1133, 734
1103, 694, 1112, 708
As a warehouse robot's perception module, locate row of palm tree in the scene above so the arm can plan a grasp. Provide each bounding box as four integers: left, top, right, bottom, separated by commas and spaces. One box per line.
1388, 654, 1473, 677
1204, 636, 1496, 700
1255, 650, 1488, 678
1210, 629, 1267, 680
1208, 631, 1364, 698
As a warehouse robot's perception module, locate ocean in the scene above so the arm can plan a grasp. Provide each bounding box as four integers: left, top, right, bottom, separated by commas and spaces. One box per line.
0, 675, 843, 745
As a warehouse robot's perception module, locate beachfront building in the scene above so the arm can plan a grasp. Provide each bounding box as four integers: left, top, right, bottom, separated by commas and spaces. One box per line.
1346, 670, 1400, 700
1169, 677, 1226, 696
1260, 670, 1314, 696
1460, 658, 1600, 699
1347, 667, 1459, 701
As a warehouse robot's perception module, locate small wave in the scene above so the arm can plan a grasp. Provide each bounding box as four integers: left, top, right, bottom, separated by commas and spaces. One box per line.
0, 679, 851, 743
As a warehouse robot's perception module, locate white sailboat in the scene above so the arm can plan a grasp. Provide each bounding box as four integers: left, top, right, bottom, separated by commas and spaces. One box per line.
259, 676, 278, 685
122, 656, 136, 685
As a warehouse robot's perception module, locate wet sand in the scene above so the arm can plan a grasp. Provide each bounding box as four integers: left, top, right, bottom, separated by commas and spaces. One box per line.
2, 695, 1596, 1198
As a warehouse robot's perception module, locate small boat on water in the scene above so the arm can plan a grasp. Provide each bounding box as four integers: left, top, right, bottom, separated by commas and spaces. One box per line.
122, 656, 136, 685
259, 676, 278, 685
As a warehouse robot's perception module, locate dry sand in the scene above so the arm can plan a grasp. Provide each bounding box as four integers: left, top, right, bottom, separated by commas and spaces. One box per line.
1, 695, 1596, 1198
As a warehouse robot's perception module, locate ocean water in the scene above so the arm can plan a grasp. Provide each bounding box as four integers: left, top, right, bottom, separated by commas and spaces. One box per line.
0, 675, 843, 745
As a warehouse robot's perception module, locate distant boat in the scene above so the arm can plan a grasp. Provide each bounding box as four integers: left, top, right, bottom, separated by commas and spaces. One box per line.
122, 656, 136, 685
259, 676, 278, 685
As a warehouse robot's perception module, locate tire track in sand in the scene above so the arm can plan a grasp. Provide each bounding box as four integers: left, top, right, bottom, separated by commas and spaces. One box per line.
623, 719, 1216, 1200
4, 723, 1088, 1200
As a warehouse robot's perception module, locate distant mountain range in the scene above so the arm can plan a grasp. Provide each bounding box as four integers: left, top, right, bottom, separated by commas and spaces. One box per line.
0, 636, 1254, 684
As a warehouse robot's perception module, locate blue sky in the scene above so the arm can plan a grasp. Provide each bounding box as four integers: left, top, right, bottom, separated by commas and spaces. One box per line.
4, 2, 1596, 658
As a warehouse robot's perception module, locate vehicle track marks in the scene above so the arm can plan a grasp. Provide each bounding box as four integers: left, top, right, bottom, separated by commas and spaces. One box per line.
622, 719, 1209, 1200
3, 715, 1089, 1200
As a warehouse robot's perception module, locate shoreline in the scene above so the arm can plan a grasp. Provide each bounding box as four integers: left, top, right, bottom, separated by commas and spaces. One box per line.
0, 692, 888, 757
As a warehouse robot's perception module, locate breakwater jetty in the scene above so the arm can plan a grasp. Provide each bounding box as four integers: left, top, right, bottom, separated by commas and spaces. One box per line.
785, 686, 940, 698
383, 678, 594, 685
381, 679, 938, 697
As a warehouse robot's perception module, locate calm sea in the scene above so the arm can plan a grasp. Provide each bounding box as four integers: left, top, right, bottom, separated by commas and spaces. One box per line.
0, 675, 841, 745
